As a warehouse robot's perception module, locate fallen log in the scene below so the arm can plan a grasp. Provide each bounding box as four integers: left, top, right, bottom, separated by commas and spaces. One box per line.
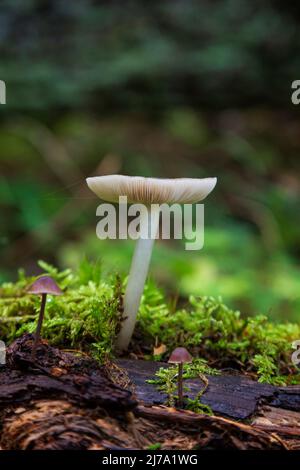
117, 359, 300, 449
1, 400, 138, 450
252, 405, 300, 446
118, 359, 300, 420
0, 337, 299, 450
0, 335, 139, 449
0, 334, 135, 411
135, 405, 286, 450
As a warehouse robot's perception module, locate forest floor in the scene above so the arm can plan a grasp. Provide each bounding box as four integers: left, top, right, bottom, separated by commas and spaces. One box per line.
1, 335, 300, 450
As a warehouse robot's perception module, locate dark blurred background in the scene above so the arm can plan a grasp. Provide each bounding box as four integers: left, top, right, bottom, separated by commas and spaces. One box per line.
1, 0, 300, 320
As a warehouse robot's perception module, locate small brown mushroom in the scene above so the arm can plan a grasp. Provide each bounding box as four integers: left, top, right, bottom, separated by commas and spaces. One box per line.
168, 347, 193, 407
27, 276, 62, 359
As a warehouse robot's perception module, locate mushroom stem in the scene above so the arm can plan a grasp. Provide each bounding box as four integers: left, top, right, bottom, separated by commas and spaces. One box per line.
178, 362, 184, 407
31, 293, 47, 359
116, 206, 160, 352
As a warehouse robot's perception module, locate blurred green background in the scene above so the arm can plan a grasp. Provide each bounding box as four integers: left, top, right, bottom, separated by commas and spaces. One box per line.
1, 0, 300, 320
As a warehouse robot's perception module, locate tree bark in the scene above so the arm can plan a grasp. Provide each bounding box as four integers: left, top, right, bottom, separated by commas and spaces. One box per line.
1, 338, 300, 450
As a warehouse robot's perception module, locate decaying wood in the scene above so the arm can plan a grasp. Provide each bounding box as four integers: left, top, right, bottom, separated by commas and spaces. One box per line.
136, 405, 286, 450
1, 336, 300, 450
118, 359, 300, 449
0, 334, 135, 411
0, 335, 139, 449
252, 405, 300, 450
1, 400, 138, 450
0, 337, 145, 451
270, 386, 300, 411
118, 359, 300, 420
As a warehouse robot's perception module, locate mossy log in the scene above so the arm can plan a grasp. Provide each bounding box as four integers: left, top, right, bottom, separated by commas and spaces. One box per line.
118, 359, 300, 450
2, 335, 135, 410
0, 337, 299, 450
0, 335, 138, 450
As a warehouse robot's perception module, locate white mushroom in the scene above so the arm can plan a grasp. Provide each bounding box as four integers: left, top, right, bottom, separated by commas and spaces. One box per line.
86, 175, 217, 352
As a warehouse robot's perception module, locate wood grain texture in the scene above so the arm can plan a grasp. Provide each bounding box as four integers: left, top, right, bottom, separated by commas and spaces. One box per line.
1, 337, 300, 450
118, 359, 277, 419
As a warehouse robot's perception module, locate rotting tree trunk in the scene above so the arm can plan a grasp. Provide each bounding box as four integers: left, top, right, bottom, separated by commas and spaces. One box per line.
0, 400, 138, 450
0, 334, 138, 450
0, 336, 299, 450
135, 405, 286, 450
117, 359, 300, 450
117, 359, 300, 419
3, 335, 136, 411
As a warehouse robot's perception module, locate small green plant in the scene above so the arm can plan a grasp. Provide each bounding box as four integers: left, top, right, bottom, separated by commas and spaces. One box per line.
184, 358, 221, 378
251, 354, 287, 386
186, 399, 213, 415
147, 359, 219, 408
147, 443, 162, 450
147, 366, 178, 407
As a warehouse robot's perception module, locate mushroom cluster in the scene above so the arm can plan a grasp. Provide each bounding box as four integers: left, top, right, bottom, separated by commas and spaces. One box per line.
87, 175, 217, 352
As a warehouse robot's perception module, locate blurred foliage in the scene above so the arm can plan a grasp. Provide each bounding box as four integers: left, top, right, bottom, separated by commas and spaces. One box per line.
1, 261, 300, 384
0, 1, 300, 322
1, 0, 300, 110
60, 225, 300, 321
0, 109, 300, 320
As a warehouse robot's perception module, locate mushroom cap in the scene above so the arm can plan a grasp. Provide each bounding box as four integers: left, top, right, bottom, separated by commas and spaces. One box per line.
27, 276, 63, 296
168, 347, 193, 364
86, 175, 217, 204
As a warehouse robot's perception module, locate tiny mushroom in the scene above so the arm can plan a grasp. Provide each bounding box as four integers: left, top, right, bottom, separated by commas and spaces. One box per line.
168, 347, 193, 407
27, 275, 62, 359
86, 175, 217, 352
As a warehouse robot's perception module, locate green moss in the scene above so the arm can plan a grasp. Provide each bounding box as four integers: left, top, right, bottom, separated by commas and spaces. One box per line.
0, 261, 299, 384
147, 359, 218, 409
139, 291, 300, 385
0, 260, 123, 362
147, 443, 162, 450
186, 400, 213, 415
